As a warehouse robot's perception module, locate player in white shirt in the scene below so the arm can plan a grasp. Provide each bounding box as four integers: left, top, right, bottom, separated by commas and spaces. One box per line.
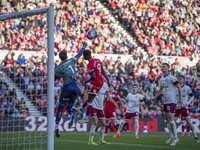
174, 75, 199, 142
113, 84, 144, 139
88, 82, 118, 145
153, 63, 182, 146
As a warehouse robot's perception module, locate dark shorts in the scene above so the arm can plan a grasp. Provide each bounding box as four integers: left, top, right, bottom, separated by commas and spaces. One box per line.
163, 103, 177, 113
59, 81, 79, 105
124, 112, 139, 119
90, 107, 104, 119
174, 107, 189, 118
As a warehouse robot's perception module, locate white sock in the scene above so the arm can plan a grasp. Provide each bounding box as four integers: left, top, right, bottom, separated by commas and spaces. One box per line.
89, 125, 96, 142
167, 122, 174, 139
117, 120, 126, 134
100, 127, 105, 141
170, 120, 177, 139
191, 127, 198, 138
135, 119, 139, 136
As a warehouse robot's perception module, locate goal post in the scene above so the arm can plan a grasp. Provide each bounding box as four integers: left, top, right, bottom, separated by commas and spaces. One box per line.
47, 5, 55, 150
0, 7, 49, 21
0, 5, 55, 150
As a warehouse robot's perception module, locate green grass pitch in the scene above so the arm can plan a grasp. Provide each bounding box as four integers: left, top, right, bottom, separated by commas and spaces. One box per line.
1, 132, 199, 150
55, 132, 200, 150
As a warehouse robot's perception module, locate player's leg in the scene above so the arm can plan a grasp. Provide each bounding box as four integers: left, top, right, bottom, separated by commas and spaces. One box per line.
82, 99, 88, 108
98, 117, 110, 144
186, 108, 191, 135
181, 118, 186, 136
164, 104, 178, 145
55, 82, 79, 136
104, 117, 110, 136
77, 99, 88, 123
187, 125, 190, 136
67, 102, 76, 128
78, 89, 93, 124
88, 107, 98, 145
181, 107, 199, 142
104, 111, 116, 136
113, 113, 130, 138
165, 112, 174, 144
185, 117, 200, 142
134, 118, 139, 139
55, 94, 67, 137
132, 112, 139, 139
67, 83, 80, 127
168, 112, 179, 146
78, 103, 92, 124
113, 119, 128, 138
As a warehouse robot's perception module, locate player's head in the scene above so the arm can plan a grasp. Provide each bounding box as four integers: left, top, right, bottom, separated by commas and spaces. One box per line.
109, 84, 115, 92
59, 50, 68, 61
161, 63, 170, 68
83, 50, 92, 61
178, 74, 185, 84
130, 84, 138, 94
161, 63, 170, 73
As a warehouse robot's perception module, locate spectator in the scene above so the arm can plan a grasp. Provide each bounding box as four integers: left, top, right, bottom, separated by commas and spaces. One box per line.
16, 53, 25, 65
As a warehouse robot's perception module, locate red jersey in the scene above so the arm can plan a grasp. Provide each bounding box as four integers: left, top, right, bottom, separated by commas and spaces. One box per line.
104, 91, 119, 112
87, 58, 104, 87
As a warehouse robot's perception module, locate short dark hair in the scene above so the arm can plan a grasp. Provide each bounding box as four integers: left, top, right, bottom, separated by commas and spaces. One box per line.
132, 84, 138, 87
83, 50, 91, 57
59, 50, 67, 61
178, 74, 185, 79
162, 63, 170, 68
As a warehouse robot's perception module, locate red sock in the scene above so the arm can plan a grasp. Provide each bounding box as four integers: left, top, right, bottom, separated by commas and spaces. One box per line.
187, 126, 190, 133
182, 125, 185, 133
105, 125, 109, 134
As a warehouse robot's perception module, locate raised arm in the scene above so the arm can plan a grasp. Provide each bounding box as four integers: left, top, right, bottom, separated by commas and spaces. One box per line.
74, 42, 88, 60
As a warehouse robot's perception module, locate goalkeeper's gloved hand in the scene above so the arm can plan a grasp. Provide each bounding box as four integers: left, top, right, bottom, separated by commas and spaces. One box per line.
82, 41, 88, 49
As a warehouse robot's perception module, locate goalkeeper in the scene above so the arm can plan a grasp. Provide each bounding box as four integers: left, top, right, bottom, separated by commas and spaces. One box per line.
54, 41, 87, 137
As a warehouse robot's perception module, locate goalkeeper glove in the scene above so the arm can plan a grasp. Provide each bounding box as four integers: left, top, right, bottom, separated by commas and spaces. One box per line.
82, 41, 88, 49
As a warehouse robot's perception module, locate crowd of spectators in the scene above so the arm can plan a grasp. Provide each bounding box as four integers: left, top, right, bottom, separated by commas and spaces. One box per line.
102, 0, 200, 57
1, 50, 200, 119
0, 0, 199, 58
0, 0, 138, 56
0, 71, 29, 117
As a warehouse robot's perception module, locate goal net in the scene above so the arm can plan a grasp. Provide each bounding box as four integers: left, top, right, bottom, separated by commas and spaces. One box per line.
0, 6, 54, 150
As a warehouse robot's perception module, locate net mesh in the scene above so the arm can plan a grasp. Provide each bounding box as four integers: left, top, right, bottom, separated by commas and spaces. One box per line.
0, 8, 49, 150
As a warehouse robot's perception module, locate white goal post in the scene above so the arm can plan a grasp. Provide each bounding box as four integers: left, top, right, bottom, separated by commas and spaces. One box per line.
0, 5, 55, 150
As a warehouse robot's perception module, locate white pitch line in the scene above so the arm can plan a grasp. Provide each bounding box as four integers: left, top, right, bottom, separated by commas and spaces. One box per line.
57, 139, 197, 150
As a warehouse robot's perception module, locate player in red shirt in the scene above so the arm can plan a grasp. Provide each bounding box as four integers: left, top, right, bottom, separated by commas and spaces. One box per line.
81, 50, 116, 145
85, 54, 107, 93
104, 84, 123, 136
78, 50, 111, 124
